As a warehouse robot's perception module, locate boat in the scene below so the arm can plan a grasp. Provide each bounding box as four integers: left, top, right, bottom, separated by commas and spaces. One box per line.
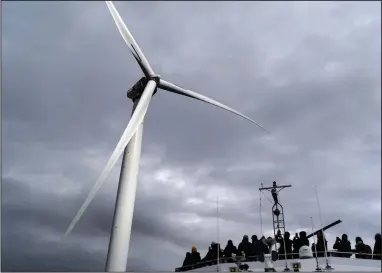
175, 250, 381, 272
175, 182, 381, 272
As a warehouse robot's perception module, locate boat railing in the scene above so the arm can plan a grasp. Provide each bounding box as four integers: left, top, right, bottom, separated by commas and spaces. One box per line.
175, 250, 380, 272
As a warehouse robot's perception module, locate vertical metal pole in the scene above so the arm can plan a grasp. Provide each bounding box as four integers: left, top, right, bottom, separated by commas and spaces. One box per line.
310, 217, 321, 271
314, 185, 331, 270
217, 196, 220, 272
260, 186, 263, 236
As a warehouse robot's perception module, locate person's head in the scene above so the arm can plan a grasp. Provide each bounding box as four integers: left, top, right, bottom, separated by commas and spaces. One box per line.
299, 231, 307, 238
251, 235, 258, 241
341, 234, 348, 241
227, 240, 233, 246
243, 235, 249, 242
355, 237, 363, 245
191, 246, 197, 253
285, 231, 290, 239
317, 231, 323, 239
375, 233, 381, 242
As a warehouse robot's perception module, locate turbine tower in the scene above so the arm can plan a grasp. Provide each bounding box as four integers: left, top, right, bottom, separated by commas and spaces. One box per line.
64, 1, 270, 272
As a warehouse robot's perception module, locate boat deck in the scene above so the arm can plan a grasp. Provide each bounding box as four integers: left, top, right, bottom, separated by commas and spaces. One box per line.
188, 257, 381, 272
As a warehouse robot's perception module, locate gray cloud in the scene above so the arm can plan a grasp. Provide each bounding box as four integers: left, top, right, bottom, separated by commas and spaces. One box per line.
2, 1, 380, 271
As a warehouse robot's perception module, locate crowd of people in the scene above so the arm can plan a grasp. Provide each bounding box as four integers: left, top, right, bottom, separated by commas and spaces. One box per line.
178, 232, 381, 271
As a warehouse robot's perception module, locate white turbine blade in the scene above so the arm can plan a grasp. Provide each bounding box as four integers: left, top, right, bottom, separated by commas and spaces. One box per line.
105, 1, 154, 77
159, 79, 270, 133
64, 80, 157, 236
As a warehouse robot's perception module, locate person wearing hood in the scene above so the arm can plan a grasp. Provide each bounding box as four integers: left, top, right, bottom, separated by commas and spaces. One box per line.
276, 231, 293, 260
202, 242, 223, 264
182, 252, 192, 269
292, 231, 309, 258
257, 236, 272, 255
201, 245, 213, 263
238, 235, 252, 259
312, 231, 328, 258
333, 234, 352, 258
353, 237, 372, 259
373, 233, 381, 260
249, 235, 262, 261
190, 246, 201, 265
223, 240, 237, 262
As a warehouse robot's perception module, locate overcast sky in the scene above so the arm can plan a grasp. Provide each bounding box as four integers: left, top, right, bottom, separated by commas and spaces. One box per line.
2, 1, 381, 271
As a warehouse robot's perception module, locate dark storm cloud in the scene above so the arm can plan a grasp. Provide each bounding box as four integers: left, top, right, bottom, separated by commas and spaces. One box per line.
2, 1, 380, 272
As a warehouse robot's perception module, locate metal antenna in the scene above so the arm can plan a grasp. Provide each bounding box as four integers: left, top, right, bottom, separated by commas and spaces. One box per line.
310, 217, 322, 272
260, 183, 263, 236
217, 196, 220, 272
315, 185, 332, 271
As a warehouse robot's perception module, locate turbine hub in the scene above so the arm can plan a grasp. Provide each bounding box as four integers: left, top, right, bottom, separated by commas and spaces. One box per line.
127, 76, 160, 101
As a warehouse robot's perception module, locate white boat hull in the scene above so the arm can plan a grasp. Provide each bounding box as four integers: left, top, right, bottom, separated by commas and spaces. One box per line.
189, 257, 381, 272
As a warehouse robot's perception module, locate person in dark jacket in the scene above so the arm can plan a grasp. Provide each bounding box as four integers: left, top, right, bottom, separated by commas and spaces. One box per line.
182, 252, 192, 269
202, 242, 223, 264
238, 235, 252, 259
259, 236, 271, 254
312, 231, 328, 258
276, 231, 293, 260
190, 246, 201, 264
202, 245, 213, 262
223, 240, 237, 262
249, 235, 262, 261
354, 237, 372, 259
292, 231, 309, 258
333, 234, 352, 258
373, 233, 381, 260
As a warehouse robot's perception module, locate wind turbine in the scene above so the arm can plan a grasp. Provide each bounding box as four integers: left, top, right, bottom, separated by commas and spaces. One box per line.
65, 1, 270, 272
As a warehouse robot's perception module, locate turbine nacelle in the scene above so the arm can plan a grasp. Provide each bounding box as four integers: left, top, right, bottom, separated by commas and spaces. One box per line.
127, 76, 160, 101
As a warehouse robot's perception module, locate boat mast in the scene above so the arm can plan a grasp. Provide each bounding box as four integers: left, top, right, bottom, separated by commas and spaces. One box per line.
259, 181, 291, 271
259, 181, 291, 242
